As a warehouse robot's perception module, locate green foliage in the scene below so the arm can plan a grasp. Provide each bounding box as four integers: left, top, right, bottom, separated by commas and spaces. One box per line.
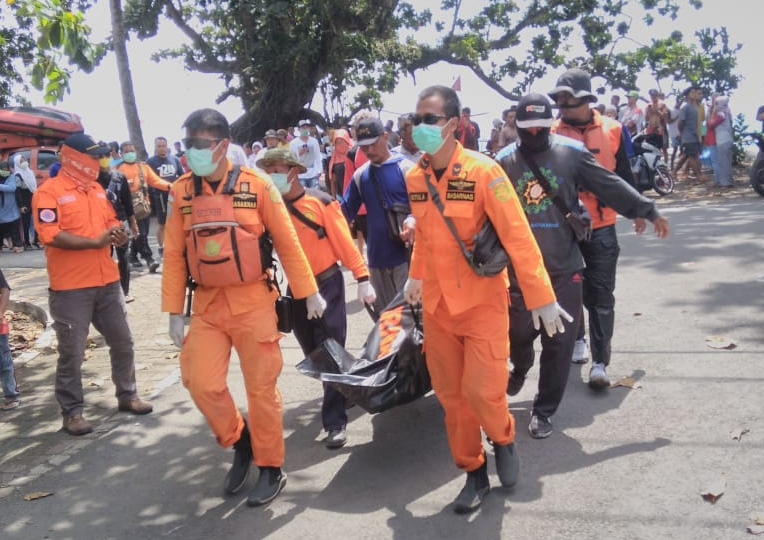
732, 113, 748, 167
5, 0, 104, 103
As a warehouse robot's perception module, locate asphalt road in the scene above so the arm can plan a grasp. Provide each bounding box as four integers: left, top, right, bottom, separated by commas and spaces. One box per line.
1, 196, 763, 540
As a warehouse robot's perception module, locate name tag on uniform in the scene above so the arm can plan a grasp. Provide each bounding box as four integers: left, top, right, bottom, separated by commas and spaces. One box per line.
446, 178, 476, 201
409, 192, 428, 202
233, 194, 258, 209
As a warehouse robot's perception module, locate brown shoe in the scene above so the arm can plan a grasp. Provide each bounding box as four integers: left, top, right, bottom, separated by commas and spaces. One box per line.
63, 414, 94, 436
118, 397, 153, 415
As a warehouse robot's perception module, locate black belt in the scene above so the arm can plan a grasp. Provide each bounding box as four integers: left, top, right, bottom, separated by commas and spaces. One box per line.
315, 263, 340, 284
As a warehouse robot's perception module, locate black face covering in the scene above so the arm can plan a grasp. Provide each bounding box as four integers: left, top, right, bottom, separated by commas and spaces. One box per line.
518, 128, 551, 153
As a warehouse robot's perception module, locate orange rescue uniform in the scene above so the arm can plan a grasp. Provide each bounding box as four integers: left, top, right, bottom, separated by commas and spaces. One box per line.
32, 162, 120, 291
161, 164, 317, 467
406, 143, 555, 472
552, 111, 623, 229
286, 189, 369, 279
117, 161, 173, 194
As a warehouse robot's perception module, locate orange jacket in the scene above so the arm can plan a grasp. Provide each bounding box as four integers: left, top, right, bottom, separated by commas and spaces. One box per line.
161, 164, 317, 316
285, 189, 369, 280
553, 111, 623, 229
117, 162, 172, 194
32, 167, 120, 291
406, 143, 555, 316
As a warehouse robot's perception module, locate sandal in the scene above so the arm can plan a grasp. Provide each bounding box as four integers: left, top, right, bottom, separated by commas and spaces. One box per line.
1, 399, 20, 410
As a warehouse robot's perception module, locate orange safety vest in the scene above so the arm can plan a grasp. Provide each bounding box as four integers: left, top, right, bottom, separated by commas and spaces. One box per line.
553, 111, 623, 229
185, 168, 264, 288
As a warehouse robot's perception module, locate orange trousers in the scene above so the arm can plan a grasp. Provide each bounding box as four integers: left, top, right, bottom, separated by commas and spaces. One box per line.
179, 292, 285, 467
423, 296, 515, 473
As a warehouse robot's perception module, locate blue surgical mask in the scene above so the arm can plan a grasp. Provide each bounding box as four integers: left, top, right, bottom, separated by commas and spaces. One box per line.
185, 147, 220, 177
123, 152, 137, 164
412, 124, 446, 155
270, 173, 291, 194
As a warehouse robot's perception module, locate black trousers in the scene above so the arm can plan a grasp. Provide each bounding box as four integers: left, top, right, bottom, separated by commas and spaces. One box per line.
115, 245, 130, 295
509, 271, 583, 419
0, 219, 22, 248
578, 225, 620, 367
289, 268, 348, 432
129, 217, 153, 262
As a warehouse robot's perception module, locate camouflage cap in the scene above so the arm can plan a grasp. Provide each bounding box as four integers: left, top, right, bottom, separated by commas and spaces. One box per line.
255, 147, 307, 173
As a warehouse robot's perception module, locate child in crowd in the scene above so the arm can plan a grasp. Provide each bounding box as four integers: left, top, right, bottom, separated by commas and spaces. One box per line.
0, 267, 20, 410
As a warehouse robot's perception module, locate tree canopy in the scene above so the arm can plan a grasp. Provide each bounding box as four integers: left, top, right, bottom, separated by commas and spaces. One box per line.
5, 0, 742, 143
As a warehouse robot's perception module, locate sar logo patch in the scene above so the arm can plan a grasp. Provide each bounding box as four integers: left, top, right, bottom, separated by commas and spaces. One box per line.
447, 179, 475, 192
204, 240, 221, 257
240, 182, 250, 193
38, 208, 57, 223
233, 193, 258, 209
491, 179, 513, 203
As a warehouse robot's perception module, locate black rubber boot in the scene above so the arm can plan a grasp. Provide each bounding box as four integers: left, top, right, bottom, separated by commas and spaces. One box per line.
246, 467, 287, 507
223, 423, 252, 494
493, 441, 520, 487
453, 459, 490, 514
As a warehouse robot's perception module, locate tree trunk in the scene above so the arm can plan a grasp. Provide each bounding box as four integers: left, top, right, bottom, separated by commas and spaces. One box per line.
109, 0, 146, 158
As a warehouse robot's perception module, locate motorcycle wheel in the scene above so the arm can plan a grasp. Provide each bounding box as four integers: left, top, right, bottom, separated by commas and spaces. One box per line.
751, 160, 764, 197
653, 163, 675, 195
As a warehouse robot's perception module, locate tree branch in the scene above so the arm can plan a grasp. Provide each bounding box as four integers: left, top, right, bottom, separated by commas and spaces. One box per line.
160, 0, 233, 73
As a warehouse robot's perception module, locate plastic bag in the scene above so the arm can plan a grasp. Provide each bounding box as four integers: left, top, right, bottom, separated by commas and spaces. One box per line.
296, 293, 431, 414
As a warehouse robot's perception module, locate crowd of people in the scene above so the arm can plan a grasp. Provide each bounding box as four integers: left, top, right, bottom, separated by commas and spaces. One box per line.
0, 67, 679, 514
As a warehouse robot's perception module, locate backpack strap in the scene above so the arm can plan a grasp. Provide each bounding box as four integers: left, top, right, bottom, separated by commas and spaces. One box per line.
192, 166, 241, 197
423, 174, 474, 264
286, 201, 326, 239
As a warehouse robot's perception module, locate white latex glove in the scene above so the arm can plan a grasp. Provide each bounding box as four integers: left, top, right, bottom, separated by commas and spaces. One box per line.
169, 314, 186, 349
531, 301, 574, 337
357, 280, 377, 306
403, 278, 423, 305
306, 292, 327, 320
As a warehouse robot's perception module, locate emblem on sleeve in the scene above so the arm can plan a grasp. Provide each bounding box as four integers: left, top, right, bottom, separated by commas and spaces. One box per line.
38, 208, 58, 223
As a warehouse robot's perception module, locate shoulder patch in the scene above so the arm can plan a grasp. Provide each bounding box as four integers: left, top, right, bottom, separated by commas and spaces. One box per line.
38, 208, 58, 223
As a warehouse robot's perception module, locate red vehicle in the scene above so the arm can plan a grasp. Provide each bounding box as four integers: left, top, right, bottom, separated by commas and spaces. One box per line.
0, 106, 83, 186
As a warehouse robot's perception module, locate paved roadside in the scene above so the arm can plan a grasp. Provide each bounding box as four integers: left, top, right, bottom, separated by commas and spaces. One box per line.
0, 256, 180, 495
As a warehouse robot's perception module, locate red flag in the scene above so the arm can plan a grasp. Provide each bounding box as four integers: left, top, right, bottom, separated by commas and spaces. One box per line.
452, 76, 461, 92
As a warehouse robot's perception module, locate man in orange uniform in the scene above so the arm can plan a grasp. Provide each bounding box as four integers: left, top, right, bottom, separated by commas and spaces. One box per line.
118, 141, 172, 273
549, 68, 641, 389
258, 148, 376, 449
32, 133, 153, 436
162, 109, 324, 508
403, 86, 571, 513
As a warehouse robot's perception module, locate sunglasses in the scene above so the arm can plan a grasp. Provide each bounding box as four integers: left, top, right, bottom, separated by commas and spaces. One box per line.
183, 137, 224, 150
411, 113, 447, 126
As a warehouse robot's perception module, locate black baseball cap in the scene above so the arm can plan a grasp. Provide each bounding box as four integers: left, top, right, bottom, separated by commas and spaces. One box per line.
515, 93, 554, 129
548, 68, 597, 102
356, 118, 385, 146
63, 133, 110, 157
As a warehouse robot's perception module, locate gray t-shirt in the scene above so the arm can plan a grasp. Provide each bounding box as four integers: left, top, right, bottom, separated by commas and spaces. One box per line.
678, 103, 699, 144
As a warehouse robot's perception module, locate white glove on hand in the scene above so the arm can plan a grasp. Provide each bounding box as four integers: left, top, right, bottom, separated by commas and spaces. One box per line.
403, 278, 423, 304
357, 281, 377, 306
306, 292, 327, 320
531, 302, 574, 337
169, 314, 186, 349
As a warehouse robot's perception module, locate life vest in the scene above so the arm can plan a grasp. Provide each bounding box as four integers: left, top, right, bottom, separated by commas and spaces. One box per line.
553, 112, 623, 229
185, 167, 265, 288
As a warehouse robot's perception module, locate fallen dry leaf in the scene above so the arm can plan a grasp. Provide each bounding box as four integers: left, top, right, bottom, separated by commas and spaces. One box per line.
731, 428, 751, 441
747, 525, 764, 535
705, 336, 737, 350
23, 491, 53, 501
611, 377, 643, 389
700, 477, 726, 503
87, 381, 101, 388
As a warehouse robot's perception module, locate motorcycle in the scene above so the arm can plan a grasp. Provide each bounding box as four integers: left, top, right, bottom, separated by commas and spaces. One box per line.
746, 132, 764, 197
630, 132, 675, 196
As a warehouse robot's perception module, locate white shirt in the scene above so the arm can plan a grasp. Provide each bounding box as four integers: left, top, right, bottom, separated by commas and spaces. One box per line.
289, 136, 323, 179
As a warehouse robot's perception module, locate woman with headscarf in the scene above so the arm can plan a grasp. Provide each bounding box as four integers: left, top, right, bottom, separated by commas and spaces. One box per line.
0, 161, 23, 253
12, 154, 39, 249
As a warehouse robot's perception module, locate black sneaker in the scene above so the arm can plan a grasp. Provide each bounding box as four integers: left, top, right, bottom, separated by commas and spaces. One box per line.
528, 414, 553, 439
246, 467, 287, 507
130, 257, 143, 268
223, 424, 253, 494
453, 459, 490, 514
507, 370, 526, 396
148, 259, 160, 273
